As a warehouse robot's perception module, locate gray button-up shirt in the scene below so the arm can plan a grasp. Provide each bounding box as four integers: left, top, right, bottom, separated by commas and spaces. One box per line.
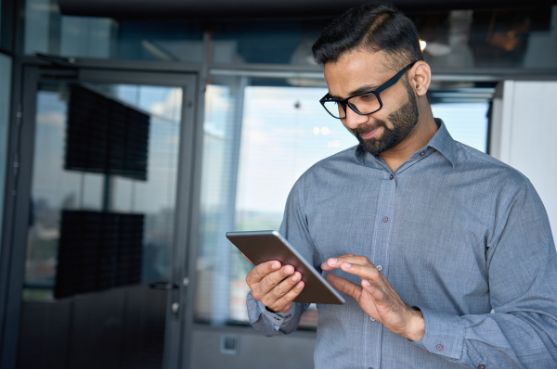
247, 121, 557, 369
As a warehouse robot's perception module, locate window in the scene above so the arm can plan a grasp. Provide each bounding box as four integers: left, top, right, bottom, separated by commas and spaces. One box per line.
195, 77, 354, 326
24, 0, 203, 61
430, 88, 493, 152
23, 82, 182, 300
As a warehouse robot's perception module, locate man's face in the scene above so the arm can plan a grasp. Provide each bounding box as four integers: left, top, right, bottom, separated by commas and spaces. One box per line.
323, 49, 419, 155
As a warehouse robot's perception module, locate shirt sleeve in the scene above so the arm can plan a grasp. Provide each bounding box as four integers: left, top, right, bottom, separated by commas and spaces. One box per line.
414, 177, 557, 369
246, 176, 314, 335
246, 292, 307, 335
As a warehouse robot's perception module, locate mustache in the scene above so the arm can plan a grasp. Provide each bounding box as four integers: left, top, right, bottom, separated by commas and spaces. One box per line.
352, 121, 387, 136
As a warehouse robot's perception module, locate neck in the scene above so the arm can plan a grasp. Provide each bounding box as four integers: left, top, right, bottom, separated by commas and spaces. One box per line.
379, 108, 437, 172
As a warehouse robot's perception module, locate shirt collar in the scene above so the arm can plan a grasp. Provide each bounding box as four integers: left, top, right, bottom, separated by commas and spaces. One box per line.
357, 118, 458, 169
427, 118, 457, 168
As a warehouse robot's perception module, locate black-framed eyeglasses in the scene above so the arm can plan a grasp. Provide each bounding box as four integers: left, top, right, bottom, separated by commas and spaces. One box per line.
319, 60, 418, 119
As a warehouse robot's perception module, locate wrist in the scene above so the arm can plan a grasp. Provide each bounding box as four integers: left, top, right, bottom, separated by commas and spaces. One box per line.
265, 305, 279, 313
405, 306, 425, 342
265, 304, 292, 315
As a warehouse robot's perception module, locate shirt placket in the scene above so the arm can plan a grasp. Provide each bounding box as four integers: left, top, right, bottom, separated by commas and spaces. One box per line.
364, 169, 396, 369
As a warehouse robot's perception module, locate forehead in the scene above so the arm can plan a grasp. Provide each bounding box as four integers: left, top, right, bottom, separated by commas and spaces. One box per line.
323, 49, 394, 97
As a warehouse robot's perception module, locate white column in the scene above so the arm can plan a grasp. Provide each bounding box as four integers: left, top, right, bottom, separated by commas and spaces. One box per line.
491, 80, 557, 246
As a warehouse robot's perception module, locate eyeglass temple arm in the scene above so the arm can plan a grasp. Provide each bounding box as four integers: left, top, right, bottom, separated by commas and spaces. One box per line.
375, 61, 416, 94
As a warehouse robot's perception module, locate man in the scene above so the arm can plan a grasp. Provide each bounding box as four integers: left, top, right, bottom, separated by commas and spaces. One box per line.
245, 4, 557, 369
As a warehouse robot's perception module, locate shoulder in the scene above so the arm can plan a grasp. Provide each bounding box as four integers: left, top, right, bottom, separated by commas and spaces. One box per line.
452, 140, 530, 193
291, 145, 361, 190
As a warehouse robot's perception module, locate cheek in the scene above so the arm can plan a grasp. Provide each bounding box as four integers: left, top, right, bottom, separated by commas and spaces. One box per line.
378, 92, 404, 129
383, 118, 396, 130
373, 110, 396, 130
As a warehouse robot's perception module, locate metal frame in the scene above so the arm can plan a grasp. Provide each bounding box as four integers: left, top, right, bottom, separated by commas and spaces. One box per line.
0, 64, 38, 369
78, 68, 200, 369
12, 49, 557, 84
0, 0, 11, 51
0, 0, 25, 56
210, 64, 557, 82
0, 61, 202, 369
12, 57, 542, 82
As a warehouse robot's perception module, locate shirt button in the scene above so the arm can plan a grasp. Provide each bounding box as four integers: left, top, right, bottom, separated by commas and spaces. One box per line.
435, 343, 444, 352
389, 174, 394, 180
382, 216, 389, 223
376, 265, 383, 271
369, 316, 376, 322
420, 151, 426, 157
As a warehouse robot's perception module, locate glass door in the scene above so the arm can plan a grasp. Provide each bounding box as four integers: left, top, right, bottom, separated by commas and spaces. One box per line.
7, 67, 196, 369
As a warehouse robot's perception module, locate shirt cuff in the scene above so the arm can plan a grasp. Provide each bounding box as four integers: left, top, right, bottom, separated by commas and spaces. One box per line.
258, 301, 294, 330
413, 307, 465, 360
246, 292, 294, 331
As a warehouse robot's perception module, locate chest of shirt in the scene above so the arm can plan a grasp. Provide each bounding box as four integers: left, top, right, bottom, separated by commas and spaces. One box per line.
303, 163, 495, 312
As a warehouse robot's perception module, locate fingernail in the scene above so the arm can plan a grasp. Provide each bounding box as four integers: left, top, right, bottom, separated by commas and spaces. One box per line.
291, 273, 300, 282
271, 262, 280, 270
342, 262, 352, 269
284, 265, 294, 274
362, 280, 370, 287
327, 258, 337, 266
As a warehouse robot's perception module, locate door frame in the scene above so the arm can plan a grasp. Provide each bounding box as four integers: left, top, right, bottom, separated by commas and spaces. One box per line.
0, 61, 201, 369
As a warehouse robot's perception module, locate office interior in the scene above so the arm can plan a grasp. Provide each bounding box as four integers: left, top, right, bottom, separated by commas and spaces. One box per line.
0, 0, 556, 368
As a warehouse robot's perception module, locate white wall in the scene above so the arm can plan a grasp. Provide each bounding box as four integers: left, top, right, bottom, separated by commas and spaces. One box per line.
491, 81, 557, 245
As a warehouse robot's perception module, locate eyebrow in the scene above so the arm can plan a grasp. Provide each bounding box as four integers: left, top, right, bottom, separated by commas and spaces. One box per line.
328, 84, 378, 100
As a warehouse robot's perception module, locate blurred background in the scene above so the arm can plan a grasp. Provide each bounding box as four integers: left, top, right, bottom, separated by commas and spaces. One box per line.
0, 0, 556, 368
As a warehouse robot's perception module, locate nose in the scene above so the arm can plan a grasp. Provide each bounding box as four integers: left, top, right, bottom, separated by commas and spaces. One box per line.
342, 105, 369, 129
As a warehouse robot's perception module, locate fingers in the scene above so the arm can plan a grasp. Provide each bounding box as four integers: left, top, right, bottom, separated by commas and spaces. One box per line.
321, 255, 372, 270
321, 255, 380, 281
267, 270, 302, 299
247, 262, 305, 313
362, 279, 385, 301
246, 260, 281, 285
326, 273, 361, 299
256, 265, 296, 296
338, 262, 381, 281
264, 279, 305, 312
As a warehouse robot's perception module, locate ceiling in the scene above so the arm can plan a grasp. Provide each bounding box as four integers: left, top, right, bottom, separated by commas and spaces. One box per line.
58, 0, 557, 19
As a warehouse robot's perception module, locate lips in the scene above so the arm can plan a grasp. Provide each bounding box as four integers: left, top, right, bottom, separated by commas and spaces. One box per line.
358, 126, 383, 140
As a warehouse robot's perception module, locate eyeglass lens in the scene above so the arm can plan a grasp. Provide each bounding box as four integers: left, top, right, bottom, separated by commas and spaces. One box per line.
323, 92, 381, 119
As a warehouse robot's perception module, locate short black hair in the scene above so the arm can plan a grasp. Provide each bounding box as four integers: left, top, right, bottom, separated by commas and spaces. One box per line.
312, 3, 423, 69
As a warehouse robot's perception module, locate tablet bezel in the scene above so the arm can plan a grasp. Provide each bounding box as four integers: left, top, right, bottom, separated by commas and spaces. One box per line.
226, 230, 345, 305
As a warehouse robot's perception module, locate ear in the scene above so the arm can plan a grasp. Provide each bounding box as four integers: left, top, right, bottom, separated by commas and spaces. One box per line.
410, 61, 431, 97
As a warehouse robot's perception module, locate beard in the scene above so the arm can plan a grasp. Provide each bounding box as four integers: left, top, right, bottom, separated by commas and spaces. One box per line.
352, 83, 419, 155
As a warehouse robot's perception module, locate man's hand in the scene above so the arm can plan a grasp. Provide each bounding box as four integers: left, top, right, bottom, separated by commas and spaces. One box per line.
321, 255, 425, 341
246, 260, 305, 313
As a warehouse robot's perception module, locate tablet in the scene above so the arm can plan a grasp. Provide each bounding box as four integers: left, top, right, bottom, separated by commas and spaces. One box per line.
226, 230, 345, 305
